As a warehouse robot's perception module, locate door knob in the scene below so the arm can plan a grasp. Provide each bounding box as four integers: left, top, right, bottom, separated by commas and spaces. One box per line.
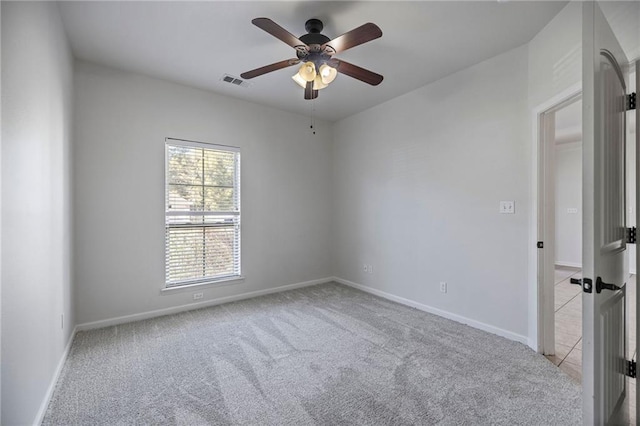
596, 276, 622, 293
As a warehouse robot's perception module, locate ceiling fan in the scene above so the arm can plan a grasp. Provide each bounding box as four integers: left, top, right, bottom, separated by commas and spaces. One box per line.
240, 18, 383, 100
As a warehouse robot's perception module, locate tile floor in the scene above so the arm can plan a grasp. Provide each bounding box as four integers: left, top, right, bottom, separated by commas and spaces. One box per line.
545, 266, 637, 424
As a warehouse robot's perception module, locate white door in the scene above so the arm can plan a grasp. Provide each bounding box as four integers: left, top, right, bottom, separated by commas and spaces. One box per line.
635, 58, 639, 426
582, 2, 630, 424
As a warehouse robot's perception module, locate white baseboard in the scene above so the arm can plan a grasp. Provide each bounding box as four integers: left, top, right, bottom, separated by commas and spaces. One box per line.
76, 277, 332, 331
555, 261, 582, 269
33, 325, 78, 426
333, 277, 528, 345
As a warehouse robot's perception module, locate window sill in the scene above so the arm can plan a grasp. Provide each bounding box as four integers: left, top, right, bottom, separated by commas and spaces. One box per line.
160, 276, 245, 294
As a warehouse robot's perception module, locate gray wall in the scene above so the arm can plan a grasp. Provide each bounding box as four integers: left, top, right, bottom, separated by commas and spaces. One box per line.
73, 62, 333, 325
1, 2, 74, 424
332, 45, 530, 340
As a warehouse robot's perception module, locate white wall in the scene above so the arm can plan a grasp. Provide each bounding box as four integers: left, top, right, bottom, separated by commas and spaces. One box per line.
555, 143, 582, 267
1, 2, 74, 425
332, 45, 530, 340
527, 2, 582, 111
73, 62, 333, 325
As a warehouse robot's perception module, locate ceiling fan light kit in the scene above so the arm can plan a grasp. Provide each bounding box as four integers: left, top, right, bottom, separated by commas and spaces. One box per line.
298, 62, 317, 82
293, 62, 338, 89
319, 64, 337, 84
241, 17, 383, 100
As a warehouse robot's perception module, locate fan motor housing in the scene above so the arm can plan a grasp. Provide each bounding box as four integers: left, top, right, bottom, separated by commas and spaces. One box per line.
299, 33, 330, 46
299, 19, 330, 51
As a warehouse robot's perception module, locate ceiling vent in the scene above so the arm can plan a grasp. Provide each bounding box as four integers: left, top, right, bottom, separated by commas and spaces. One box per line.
221, 74, 251, 88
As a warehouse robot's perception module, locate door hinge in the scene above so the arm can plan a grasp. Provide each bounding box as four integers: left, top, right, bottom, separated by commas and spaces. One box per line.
627, 227, 636, 244
627, 92, 636, 111
537, 241, 544, 249
626, 359, 636, 378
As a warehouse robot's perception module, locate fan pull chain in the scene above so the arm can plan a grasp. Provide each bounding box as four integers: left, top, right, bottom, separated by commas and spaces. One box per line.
310, 100, 316, 135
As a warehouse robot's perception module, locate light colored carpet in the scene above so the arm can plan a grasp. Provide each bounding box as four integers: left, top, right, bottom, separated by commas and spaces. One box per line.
43, 282, 581, 425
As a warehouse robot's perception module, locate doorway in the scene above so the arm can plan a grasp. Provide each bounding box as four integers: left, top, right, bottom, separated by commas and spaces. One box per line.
535, 90, 582, 362
536, 81, 638, 423
545, 99, 584, 381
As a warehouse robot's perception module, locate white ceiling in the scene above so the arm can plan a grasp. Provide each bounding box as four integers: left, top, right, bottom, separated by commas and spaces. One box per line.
58, 1, 567, 122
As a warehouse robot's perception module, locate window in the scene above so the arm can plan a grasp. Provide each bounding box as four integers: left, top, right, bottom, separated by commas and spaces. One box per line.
165, 138, 240, 288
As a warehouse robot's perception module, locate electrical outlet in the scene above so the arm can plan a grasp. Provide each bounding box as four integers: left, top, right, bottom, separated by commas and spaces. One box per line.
367, 265, 373, 274
193, 292, 204, 300
439, 282, 447, 293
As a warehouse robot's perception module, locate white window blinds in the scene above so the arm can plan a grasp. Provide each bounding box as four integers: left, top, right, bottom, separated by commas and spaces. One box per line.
165, 138, 241, 287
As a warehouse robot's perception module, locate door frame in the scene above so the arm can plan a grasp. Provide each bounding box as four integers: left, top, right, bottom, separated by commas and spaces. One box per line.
529, 83, 582, 354
634, 58, 638, 426
530, 63, 638, 418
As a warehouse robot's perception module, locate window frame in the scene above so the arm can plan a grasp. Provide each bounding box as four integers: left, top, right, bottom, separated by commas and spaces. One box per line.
164, 137, 241, 289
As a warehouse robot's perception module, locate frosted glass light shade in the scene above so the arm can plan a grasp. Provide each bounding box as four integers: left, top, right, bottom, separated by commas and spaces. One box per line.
319, 64, 337, 84
292, 73, 307, 88
298, 62, 316, 82
313, 75, 327, 90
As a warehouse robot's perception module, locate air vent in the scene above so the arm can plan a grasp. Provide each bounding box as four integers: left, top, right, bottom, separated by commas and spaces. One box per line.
221, 74, 251, 88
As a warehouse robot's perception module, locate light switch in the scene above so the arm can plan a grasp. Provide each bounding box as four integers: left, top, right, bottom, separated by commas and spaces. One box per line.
500, 201, 515, 214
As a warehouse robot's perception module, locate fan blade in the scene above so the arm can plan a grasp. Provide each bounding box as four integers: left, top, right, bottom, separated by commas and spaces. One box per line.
252, 18, 308, 53
304, 81, 318, 100
322, 23, 382, 54
332, 59, 383, 86
241, 58, 300, 79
